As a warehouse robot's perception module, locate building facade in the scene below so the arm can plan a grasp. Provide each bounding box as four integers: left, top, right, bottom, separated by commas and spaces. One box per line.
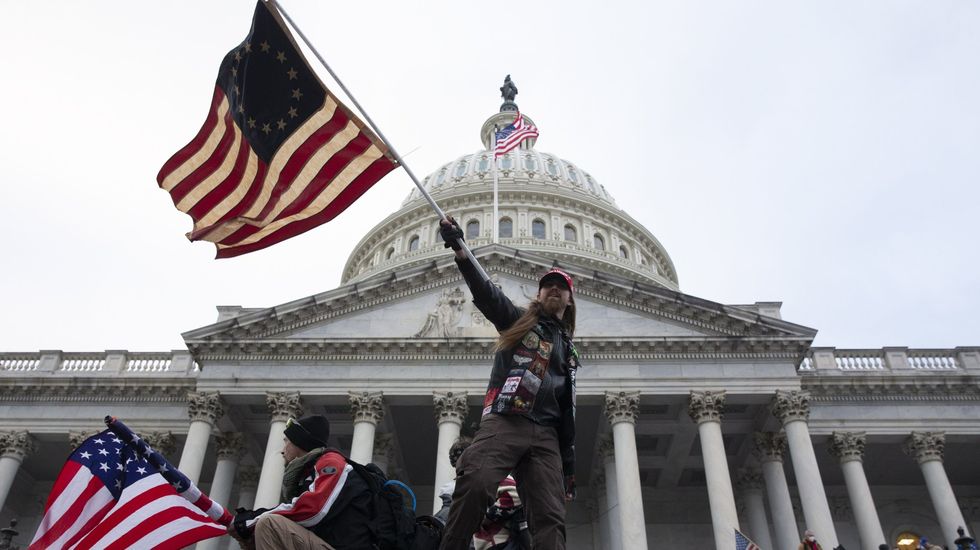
1, 103, 978, 550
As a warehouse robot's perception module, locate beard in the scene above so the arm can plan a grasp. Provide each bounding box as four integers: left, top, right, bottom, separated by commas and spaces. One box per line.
540, 295, 564, 316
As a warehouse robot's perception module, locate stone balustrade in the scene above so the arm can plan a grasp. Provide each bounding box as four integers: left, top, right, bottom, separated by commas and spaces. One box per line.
0, 350, 199, 376
799, 347, 978, 374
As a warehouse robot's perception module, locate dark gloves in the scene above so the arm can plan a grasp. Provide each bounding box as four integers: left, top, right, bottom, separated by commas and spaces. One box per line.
439, 217, 464, 251
564, 474, 576, 501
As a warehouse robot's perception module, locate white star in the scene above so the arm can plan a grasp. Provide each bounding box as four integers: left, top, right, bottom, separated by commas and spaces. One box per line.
136, 467, 148, 475
115, 480, 122, 489
98, 448, 109, 456
159, 464, 168, 472
116, 463, 124, 471
94, 438, 105, 445
79, 451, 92, 459
112, 438, 122, 444
171, 481, 182, 491
99, 463, 110, 472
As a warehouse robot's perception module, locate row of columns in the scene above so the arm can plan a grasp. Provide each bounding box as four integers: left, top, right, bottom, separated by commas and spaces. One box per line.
0, 388, 973, 550
594, 390, 973, 550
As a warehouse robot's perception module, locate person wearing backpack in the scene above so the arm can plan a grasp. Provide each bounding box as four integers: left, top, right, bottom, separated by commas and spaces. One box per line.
438, 218, 579, 550
228, 415, 375, 550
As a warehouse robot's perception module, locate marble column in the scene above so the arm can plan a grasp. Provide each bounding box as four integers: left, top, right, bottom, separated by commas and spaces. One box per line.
144, 431, 178, 459
372, 433, 394, 475
592, 472, 611, 550
829, 431, 885, 550
903, 432, 971, 549
771, 390, 838, 547
178, 391, 224, 485
604, 391, 648, 550
689, 391, 740, 550
0, 431, 36, 511
599, 436, 623, 550
734, 467, 774, 550
254, 392, 303, 508
432, 391, 468, 514
229, 466, 259, 550
199, 432, 246, 550
754, 431, 798, 550
235, 465, 260, 510
349, 391, 385, 464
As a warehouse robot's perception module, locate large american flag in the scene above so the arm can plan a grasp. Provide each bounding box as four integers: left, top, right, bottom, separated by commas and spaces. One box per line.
736, 529, 762, 550
157, 1, 398, 258
493, 111, 539, 158
30, 424, 229, 549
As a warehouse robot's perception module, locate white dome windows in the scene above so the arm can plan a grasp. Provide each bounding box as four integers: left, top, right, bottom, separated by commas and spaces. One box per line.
564, 224, 577, 243
593, 233, 605, 251
499, 217, 513, 238
531, 219, 546, 240
466, 219, 481, 239
477, 155, 490, 173
545, 157, 559, 179
619, 245, 630, 260
385, 247, 395, 260
523, 155, 536, 172
500, 154, 514, 170
408, 235, 420, 252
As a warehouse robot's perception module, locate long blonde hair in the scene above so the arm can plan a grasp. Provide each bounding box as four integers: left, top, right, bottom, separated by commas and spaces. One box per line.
495, 301, 576, 351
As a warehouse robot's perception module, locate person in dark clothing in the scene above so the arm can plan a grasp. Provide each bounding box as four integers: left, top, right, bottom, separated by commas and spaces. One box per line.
229, 415, 374, 550
437, 217, 580, 550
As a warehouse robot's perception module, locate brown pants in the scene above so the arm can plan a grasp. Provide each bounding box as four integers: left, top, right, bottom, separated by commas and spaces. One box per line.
438, 414, 566, 550
252, 514, 335, 550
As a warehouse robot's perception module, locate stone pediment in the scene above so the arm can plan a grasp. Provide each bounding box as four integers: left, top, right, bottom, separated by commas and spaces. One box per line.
182, 245, 816, 359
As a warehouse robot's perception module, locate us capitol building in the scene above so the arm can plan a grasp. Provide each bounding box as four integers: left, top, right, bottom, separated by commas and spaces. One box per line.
1, 93, 978, 550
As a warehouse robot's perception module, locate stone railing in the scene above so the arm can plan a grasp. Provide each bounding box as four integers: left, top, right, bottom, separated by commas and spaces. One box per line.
0, 350, 199, 376
798, 347, 979, 375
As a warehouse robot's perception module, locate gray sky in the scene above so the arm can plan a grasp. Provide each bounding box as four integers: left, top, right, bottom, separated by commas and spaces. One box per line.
1, 1, 977, 352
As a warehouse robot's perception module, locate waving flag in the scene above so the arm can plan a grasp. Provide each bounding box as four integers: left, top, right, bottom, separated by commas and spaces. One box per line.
735, 529, 762, 550
494, 111, 538, 158
30, 420, 229, 549
157, 1, 398, 258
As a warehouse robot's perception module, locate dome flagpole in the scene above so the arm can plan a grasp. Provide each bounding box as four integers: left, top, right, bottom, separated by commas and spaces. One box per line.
267, 0, 491, 282
492, 125, 499, 244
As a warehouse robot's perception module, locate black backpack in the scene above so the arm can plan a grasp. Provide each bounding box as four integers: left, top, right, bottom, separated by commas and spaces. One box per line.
346, 458, 442, 550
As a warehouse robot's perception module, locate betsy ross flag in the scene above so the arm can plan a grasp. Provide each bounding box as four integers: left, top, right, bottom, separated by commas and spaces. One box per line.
157, 1, 398, 258
493, 111, 538, 158
735, 529, 762, 550
30, 421, 230, 549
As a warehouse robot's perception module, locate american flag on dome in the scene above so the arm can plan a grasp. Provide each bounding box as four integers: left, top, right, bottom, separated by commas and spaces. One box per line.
736, 528, 762, 550
157, 1, 398, 258
30, 420, 229, 550
494, 111, 539, 158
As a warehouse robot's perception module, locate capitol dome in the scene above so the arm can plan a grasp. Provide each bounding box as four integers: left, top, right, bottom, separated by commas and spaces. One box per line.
342, 107, 678, 289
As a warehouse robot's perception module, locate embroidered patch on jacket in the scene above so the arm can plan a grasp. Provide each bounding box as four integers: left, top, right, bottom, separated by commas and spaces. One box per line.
538, 340, 552, 359
512, 354, 532, 365
501, 376, 521, 394
520, 372, 542, 394
521, 332, 540, 350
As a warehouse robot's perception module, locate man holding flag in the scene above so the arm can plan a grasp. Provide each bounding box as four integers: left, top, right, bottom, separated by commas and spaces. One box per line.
436, 219, 579, 550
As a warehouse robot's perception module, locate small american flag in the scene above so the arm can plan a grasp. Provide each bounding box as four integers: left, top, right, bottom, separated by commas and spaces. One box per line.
736, 529, 762, 550
157, 1, 398, 258
494, 111, 539, 158
30, 422, 229, 549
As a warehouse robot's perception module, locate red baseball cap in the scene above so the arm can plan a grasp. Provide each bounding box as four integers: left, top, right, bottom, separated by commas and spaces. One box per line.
539, 268, 574, 296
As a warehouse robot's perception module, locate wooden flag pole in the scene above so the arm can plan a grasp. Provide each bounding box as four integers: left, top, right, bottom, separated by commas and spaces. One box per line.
268, 0, 490, 282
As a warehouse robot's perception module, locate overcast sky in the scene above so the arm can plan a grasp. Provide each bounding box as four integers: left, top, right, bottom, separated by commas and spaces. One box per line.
1, 1, 977, 352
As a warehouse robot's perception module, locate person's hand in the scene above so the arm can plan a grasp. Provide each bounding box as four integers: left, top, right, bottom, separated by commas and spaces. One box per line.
439, 216, 464, 251
564, 474, 576, 501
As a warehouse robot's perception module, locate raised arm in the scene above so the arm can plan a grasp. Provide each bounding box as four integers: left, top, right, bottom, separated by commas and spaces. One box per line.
440, 217, 522, 331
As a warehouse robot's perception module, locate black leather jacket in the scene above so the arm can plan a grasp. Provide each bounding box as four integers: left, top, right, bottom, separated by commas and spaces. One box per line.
457, 258, 579, 476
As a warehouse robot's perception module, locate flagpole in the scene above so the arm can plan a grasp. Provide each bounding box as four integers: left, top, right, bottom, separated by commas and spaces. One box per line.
492, 126, 499, 244
268, 0, 490, 282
